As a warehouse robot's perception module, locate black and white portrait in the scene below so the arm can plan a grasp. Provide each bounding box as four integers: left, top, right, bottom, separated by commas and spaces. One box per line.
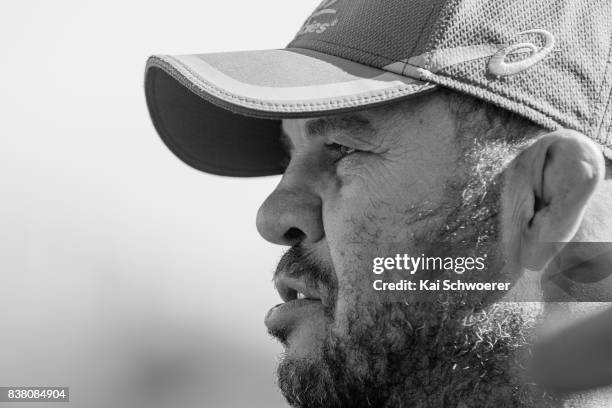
3, 1, 612, 407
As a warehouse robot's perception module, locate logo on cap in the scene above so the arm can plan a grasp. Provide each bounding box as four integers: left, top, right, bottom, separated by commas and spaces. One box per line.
487, 29, 555, 77
383, 28, 556, 80
297, 0, 339, 36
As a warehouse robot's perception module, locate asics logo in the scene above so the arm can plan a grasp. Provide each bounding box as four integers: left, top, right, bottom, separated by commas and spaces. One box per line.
487, 29, 555, 77
297, 0, 339, 36
383, 28, 555, 79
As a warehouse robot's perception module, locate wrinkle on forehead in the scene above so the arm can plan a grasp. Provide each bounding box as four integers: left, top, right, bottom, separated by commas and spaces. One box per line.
280, 93, 445, 152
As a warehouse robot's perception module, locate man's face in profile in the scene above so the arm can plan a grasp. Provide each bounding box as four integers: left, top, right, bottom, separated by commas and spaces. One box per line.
257, 92, 543, 407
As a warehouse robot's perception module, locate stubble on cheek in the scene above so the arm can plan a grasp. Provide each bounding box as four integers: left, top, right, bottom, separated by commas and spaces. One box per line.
324, 194, 448, 336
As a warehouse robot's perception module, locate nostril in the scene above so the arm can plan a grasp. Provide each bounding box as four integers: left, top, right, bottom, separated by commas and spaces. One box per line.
284, 227, 305, 243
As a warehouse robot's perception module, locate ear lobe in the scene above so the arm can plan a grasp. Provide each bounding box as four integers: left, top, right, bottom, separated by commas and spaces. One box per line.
507, 130, 605, 271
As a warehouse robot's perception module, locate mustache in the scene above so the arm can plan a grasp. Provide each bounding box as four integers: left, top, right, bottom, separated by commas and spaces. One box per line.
274, 246, 336, 295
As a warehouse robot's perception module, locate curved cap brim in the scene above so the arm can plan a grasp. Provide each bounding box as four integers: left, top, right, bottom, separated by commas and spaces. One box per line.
145, 48, 436, 176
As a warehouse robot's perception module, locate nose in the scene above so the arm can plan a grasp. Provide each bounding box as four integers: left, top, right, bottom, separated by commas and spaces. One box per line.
256, 176, 324, 246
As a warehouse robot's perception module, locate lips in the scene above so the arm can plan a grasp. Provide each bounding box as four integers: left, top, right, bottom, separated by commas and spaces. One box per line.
275, 276, 322, 303
264, 275, 325, 342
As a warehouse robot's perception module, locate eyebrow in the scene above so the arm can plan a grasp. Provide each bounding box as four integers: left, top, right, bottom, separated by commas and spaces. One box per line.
279, 113, 375, 155
304, 114, 374, 138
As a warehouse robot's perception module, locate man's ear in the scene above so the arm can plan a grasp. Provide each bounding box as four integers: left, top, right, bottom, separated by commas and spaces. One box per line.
503, 129, 605, 271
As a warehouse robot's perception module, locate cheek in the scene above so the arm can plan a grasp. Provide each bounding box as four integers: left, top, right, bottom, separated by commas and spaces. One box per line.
336, 149, 450, 210
324, 205, 422, 334
321, 152, 455, 318
325, 157, 444, 250
322, 190, 416, 310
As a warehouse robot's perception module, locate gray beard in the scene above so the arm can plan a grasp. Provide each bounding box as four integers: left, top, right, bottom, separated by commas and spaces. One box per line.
275, 234, 549, 408
276, 144, 552, 407
278, 299, 549, 408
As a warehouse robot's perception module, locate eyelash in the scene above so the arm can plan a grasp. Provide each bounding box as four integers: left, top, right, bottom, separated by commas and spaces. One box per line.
326, 143, 357, 160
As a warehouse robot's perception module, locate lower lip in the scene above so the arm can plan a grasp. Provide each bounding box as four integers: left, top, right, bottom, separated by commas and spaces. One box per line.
264, 299, 323, 334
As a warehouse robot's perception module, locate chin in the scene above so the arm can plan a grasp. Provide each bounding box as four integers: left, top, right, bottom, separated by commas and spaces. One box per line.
283, 318, 328, 359
277, 354, 337, 408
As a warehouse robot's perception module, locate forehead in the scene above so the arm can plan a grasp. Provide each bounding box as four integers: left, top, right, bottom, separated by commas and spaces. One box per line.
281, 92, 453, 145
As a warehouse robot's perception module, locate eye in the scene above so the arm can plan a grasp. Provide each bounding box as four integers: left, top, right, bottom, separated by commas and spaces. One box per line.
326, 142, 357, 161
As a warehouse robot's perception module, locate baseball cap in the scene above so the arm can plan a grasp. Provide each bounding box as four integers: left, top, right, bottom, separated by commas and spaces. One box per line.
144, 0, 612, 177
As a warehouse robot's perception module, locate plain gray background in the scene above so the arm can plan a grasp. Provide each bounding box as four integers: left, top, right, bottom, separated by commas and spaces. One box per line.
0, 1, 320, 406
